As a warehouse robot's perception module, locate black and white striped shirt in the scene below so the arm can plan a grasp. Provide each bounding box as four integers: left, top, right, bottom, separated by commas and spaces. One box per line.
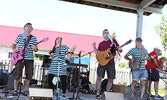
48, 45, 69, 76
14, 34, 37, 60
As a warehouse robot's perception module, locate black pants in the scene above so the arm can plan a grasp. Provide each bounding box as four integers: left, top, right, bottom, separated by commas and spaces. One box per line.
147, 68, 159, 81
48, 74, 67, 94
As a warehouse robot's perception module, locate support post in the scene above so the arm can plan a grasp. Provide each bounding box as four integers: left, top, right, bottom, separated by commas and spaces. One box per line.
136, 7, 144, 38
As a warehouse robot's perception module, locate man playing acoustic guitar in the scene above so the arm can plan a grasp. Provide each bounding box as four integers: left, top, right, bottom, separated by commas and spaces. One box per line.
92, 29, 122, 99
11, 23, 38, 96
124, 37, 148, 99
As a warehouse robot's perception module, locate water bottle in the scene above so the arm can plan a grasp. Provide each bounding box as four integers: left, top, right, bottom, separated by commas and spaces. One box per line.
56, 88, 60, 100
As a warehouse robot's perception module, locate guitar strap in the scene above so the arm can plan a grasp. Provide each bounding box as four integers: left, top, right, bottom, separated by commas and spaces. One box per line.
22, 34, 32, 60
138, 48, 144, 67
24, 35, 32, 49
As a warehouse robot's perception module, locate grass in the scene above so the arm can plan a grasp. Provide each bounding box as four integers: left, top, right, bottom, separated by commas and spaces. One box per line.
151, 88, 166, 96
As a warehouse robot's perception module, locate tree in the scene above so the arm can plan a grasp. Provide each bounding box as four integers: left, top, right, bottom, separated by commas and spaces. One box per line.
118, 62, 128, 68
112, 32, 116, 40
154, 15, 167, 51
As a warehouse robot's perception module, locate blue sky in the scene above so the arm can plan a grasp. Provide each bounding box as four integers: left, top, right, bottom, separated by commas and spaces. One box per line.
0, 0, 167, 58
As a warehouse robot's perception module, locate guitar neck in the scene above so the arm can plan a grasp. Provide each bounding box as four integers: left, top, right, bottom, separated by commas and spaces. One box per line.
117, 39, 132, 49
24, 40, 43, 53
119, 43, 127, 48
115, 43, 126, 50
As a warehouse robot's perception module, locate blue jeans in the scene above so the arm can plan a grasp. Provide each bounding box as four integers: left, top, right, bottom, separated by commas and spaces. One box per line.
132, 69, 147, 81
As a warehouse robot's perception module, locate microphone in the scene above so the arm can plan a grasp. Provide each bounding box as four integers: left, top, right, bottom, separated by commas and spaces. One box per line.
60, 37, 62, 40
23, 27, 29, 39
107, 34, 113, 42
156, 52, 162, 56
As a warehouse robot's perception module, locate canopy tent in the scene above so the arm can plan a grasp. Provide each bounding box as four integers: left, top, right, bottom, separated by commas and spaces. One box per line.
0, 25, 103, 53
60, 0, 167, 38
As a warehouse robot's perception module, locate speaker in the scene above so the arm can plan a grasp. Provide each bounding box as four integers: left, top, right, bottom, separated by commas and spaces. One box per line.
112, 84, 125, 96
27, 88, 53, 100
0, 73, 8, 85
6, 73, 14, 90
101, 92, 124, 100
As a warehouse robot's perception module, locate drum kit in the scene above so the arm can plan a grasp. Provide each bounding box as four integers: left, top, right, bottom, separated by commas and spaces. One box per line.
66, 62, 91, 93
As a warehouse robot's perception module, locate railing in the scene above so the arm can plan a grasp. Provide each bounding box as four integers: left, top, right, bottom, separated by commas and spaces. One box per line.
0, 59, 166, 89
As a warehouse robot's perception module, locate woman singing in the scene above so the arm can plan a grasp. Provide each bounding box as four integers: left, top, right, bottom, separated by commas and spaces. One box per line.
48, 37, 76, 97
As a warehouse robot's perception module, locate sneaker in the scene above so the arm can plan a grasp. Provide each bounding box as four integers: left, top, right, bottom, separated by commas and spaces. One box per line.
154, 95, 161, 99
22, 91, 28, 96
148, 94, 154, 98
96, 95, 100, 99
12, 91, 18, 96
62, 94, 66, 97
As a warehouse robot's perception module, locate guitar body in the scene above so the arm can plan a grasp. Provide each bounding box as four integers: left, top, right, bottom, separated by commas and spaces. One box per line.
96, 39, 132, 66
129, 58, 141, 71
10, 47, 24, 66
10, 37, 49, 66
96, 48, 114, 66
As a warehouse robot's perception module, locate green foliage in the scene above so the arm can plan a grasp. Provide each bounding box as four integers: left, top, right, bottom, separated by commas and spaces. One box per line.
122, 82, 127, 86
155, 15, 167, 51
112, 32, 116, 40
118, 62, 128, 68
34, 54, 45, 61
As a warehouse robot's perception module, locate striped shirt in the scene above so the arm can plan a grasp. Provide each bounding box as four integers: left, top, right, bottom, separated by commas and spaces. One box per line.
48, 45, 69, 76
128, 47, 148, 69
14, 34, 37, 60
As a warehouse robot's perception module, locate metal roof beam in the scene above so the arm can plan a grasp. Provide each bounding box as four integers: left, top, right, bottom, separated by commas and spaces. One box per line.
84, 0, 138, 10
139, 0, 156, 8
84, 0, 162, 14
145, 6, 162, 14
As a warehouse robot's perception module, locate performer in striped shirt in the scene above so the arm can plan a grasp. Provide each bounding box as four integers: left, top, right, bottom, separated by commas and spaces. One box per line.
11, 23, 38, 96
124, 37, 148, 99
48, 37, 76, 97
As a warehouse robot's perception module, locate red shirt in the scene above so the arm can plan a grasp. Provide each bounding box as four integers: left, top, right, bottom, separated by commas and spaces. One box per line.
145, 51, 162, 70
98, 39, 119, 63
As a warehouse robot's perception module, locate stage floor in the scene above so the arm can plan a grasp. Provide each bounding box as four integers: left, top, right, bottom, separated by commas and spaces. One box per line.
0, 86, 166, 100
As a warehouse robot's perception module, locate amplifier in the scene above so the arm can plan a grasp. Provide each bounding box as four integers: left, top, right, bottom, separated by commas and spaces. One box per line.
112, 84, 125, 96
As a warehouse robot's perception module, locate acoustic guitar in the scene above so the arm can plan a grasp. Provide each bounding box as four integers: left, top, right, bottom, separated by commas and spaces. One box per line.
96, 39, 132, 66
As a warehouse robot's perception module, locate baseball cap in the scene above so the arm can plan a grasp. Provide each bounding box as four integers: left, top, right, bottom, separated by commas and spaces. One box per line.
135, 37, 142, 42
154, 46, 161, 51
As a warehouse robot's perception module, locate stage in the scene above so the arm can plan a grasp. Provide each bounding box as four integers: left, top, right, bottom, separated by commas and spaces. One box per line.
0, 85, 166, 100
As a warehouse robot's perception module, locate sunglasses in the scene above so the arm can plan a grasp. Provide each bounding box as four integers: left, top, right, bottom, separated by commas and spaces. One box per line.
103, 32, 109, 34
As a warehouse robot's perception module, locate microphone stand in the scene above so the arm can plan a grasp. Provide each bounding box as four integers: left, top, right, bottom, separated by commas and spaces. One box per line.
56, 40, 62, 100
81, 50, 94, 78
75, 51, 81, 100
69, 51, 82, 100
81, 50, 94, 58
16, 37, 27, 100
